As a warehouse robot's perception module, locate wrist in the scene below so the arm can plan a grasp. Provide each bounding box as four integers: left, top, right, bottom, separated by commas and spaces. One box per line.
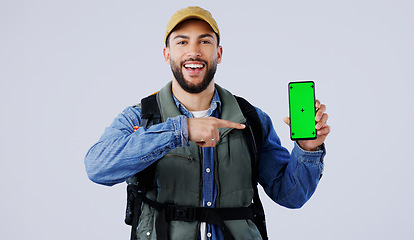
297, 141, 324, 152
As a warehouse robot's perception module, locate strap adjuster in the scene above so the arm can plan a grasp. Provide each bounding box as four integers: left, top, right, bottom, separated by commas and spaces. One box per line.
166, 205, 196, 222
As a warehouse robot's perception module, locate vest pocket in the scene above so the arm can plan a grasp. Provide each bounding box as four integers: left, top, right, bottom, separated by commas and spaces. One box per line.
155, 152, 201, 206
164, 153, 196, 163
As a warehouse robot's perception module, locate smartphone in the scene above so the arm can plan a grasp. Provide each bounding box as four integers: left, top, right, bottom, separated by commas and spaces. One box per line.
288, 81, 317, 140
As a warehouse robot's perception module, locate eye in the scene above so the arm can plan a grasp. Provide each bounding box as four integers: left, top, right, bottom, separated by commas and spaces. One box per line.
200, 40, 212, 44
177, 41, 187, 45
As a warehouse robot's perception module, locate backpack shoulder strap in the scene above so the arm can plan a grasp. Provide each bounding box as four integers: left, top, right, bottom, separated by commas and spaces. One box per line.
140, 92, 161, 128
126, 92, 162, 240
234, 96, 263, 164
234, 95, 268, 240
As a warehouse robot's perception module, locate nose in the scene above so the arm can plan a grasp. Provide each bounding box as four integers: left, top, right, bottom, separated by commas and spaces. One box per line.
186, 42, 201, 58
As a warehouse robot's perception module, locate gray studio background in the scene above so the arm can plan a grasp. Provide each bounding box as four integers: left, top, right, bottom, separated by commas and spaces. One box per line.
1, 0, 413, 239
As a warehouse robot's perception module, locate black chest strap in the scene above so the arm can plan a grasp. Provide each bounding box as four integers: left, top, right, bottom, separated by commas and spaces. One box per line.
128, 187, 254, 240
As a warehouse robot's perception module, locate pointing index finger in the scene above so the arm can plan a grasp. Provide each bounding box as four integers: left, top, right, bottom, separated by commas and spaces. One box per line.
216, 119, 246, 129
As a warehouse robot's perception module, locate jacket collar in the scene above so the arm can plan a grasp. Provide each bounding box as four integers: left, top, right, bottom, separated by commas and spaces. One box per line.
158, 81, 246, 136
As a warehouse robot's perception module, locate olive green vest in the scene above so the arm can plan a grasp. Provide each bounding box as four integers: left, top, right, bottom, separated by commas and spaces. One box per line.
134, 82, 262, 240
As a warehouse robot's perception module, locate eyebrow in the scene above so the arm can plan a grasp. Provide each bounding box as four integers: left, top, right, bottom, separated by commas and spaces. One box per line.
173, 35, 190, 40
199, 33, 214, 39
173, 33, 215, 41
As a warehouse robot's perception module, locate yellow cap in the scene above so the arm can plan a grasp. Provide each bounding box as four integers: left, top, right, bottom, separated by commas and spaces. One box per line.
165, 6, 220, 46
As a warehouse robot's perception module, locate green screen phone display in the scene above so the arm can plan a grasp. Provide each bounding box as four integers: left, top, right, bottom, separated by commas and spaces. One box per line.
288, 81, 317, 140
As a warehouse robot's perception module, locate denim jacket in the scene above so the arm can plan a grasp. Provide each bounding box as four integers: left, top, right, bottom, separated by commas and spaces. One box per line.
84, 86, 326, 229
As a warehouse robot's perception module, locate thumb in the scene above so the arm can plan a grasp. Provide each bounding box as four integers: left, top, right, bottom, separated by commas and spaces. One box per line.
283, 117, 290, 126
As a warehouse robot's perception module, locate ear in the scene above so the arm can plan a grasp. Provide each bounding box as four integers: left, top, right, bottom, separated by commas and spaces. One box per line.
217, 46, 223, 64
163, 47, 170, 64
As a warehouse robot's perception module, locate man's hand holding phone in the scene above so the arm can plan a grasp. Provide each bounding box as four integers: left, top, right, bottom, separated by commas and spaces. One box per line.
284, 99, 330, 151
286, 81, 330, 151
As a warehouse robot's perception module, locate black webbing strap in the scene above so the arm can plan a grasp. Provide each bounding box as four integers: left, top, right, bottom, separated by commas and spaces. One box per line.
126, 185, 145, 240
235, 96, 268, 240
234, 96, 263, 164
140, 93, 161, 128
127, 93, 161, 240
141, 196, 254, 240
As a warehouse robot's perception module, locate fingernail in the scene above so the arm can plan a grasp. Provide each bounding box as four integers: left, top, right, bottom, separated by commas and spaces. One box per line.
241, 124, 246, 128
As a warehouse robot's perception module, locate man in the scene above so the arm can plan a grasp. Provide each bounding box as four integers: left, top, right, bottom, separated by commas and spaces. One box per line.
85, 6, 330, 240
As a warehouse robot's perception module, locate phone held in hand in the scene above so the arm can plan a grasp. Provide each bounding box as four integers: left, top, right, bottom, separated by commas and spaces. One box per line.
288, 81, 317, 141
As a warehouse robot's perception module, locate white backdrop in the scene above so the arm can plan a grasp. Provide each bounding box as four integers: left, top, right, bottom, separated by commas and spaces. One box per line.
1, 0, 413, 239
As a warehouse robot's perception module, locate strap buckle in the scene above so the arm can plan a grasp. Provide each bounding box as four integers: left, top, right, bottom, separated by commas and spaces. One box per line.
166, 205, 196, 222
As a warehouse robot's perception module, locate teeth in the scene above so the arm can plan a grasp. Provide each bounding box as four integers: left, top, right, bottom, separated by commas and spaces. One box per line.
184, 63, 204, 69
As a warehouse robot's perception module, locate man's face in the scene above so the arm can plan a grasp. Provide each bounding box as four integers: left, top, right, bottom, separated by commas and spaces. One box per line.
163, 19, 222, 94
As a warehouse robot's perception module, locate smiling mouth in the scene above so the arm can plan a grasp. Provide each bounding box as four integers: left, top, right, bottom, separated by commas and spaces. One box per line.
182, 62, 206, 75
184, 63, 205, 70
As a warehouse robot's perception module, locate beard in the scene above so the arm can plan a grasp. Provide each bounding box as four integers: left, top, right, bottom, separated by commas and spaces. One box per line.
170, 57, 218, 94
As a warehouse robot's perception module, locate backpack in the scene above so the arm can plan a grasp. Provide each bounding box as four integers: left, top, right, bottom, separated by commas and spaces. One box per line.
125, 93, 268, 240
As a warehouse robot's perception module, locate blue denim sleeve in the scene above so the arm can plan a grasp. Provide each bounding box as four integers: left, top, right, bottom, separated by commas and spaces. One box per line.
255, 107, 325, 209
84, 105, 190, 186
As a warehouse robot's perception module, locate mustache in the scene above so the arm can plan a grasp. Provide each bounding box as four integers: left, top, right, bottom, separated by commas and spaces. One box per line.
181, 58, 208, 67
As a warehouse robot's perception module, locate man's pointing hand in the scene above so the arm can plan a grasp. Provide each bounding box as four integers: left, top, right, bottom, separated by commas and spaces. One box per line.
188, 117, 246, 147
